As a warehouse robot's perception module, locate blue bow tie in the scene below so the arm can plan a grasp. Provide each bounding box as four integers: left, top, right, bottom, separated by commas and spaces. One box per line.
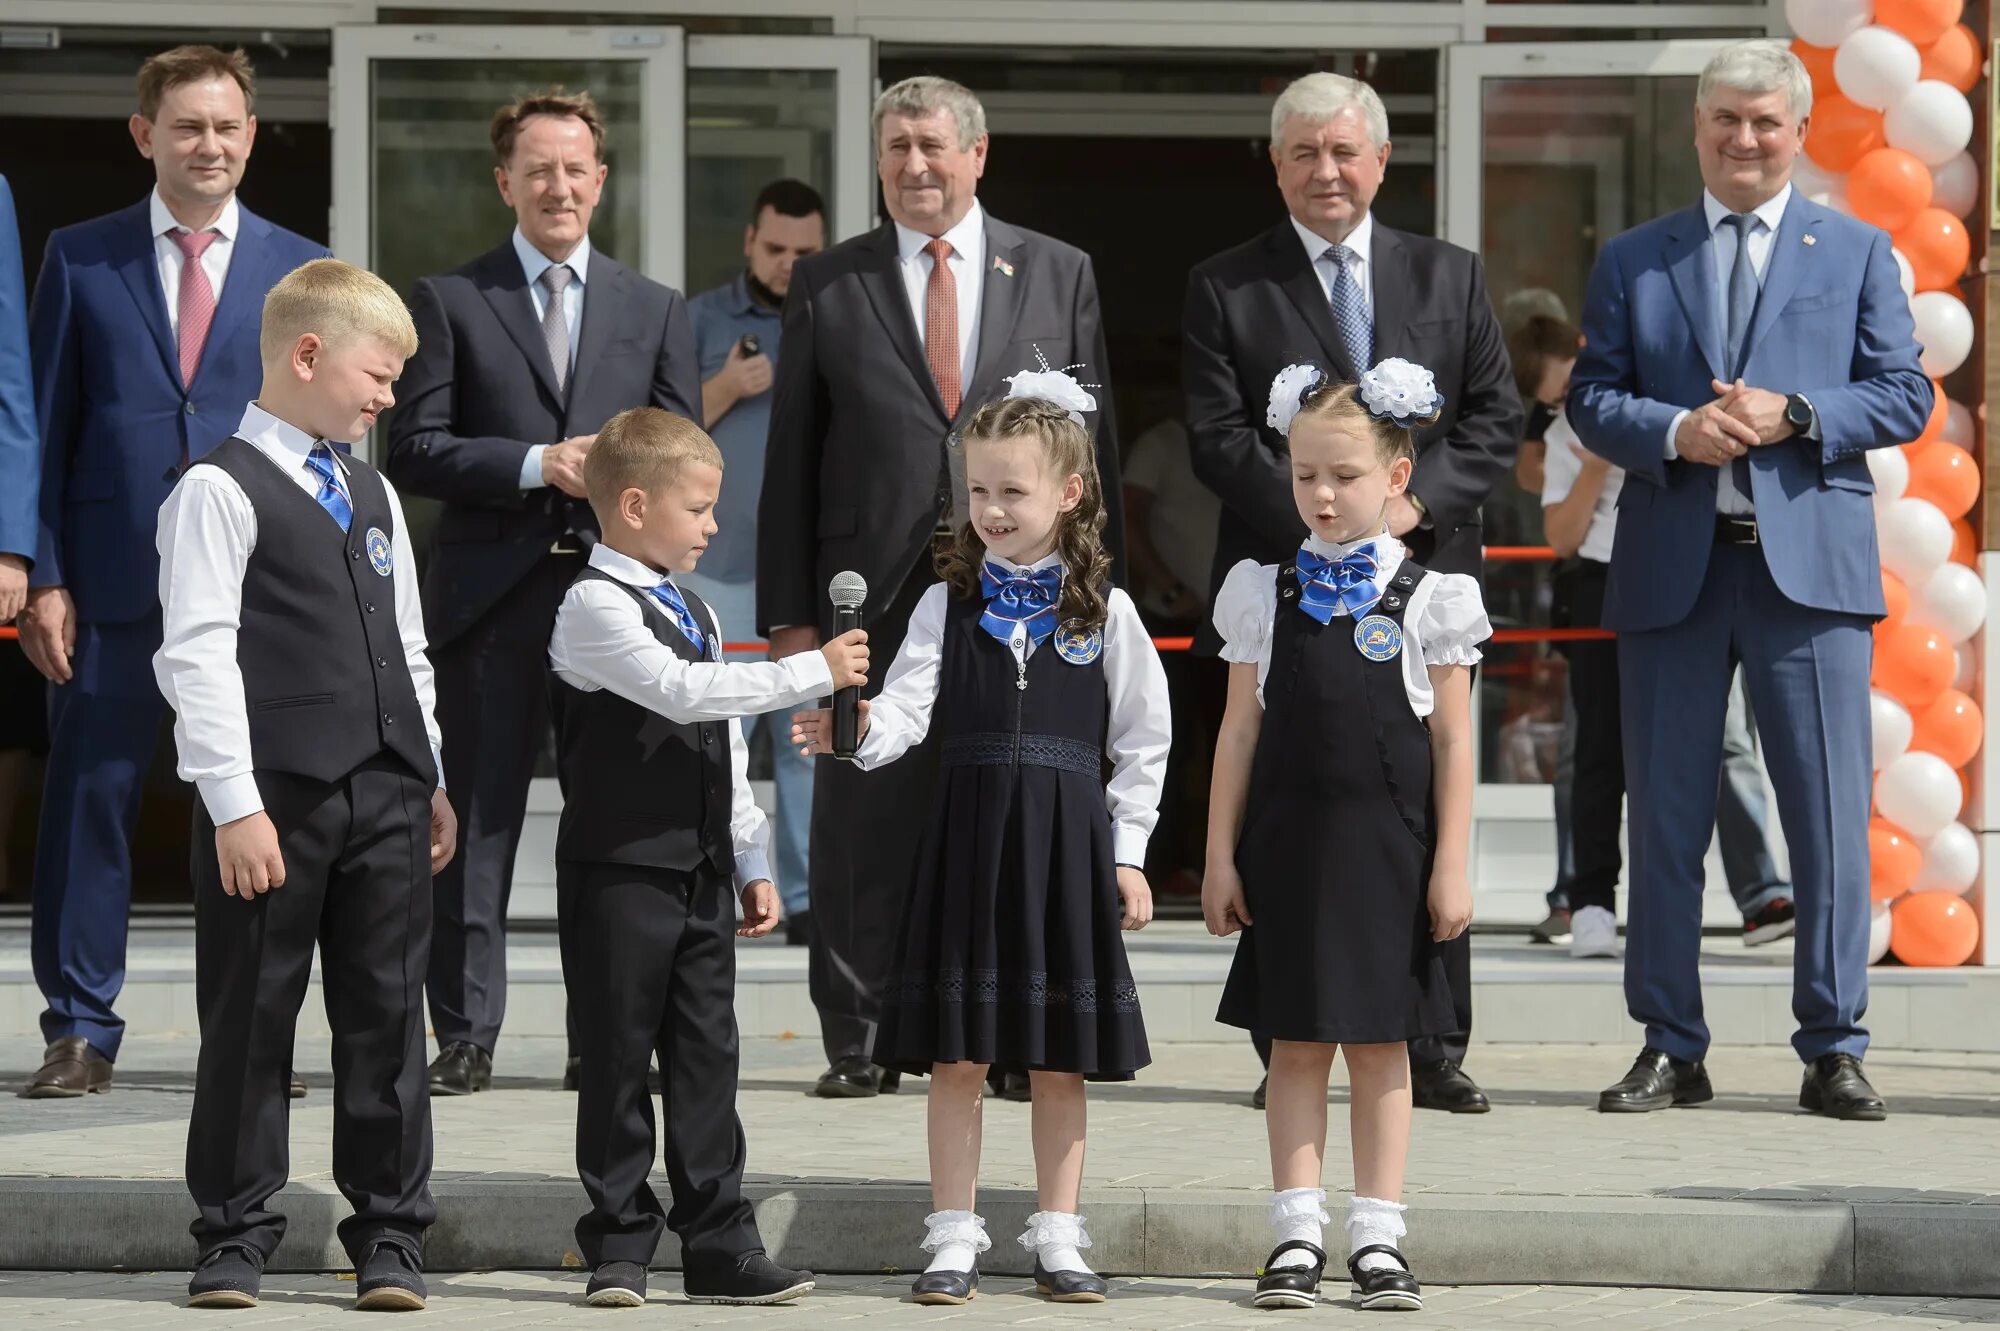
1295, 544, 1382, 624
978, 562, 1062, 647
647, 580, 710, 657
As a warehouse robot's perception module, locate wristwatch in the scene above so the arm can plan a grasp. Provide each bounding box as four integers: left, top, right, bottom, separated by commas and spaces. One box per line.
1784, 393, 1815, 435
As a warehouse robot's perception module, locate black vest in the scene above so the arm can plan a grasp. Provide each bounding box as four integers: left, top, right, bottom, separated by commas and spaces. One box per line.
548, 568, 733, 874
193, 436, 435, 788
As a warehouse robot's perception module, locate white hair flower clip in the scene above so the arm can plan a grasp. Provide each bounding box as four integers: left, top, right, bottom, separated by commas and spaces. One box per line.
1266, 362, 1327, 436
1359, 358, 1444, 429
1004, 346, 1099, 425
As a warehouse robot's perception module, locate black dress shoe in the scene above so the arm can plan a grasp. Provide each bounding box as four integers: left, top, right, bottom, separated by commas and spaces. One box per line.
188, 1243, 264, 1308
1252, 1240, 1325, 1309
911, 1265, 977, 1305
986, 1068, 1032, 1102
1347, 1245, 1423, 1311
1251, 1075, 1268, 1111
683, 1250, 814, 1304
784, 910, 814, 947
586, 1260, 648, 1307
427, 1042, 492, 1096
1411, 1059, 1490, 1113
815, 1056, 889, 1098
1801, 1052, 1887, 1121
354, 1239, 426, 1310
1598, 1047, 1713, 1113
1033, 1256, 1108, 1303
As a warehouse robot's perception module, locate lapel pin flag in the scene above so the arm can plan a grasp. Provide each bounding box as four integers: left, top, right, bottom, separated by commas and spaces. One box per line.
993, 256, 1014, 277
1803, 234, 1816, 246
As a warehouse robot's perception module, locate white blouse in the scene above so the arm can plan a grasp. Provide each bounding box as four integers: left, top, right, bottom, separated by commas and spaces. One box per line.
1213, 531, 1492, 718
854, 550, 1173, 867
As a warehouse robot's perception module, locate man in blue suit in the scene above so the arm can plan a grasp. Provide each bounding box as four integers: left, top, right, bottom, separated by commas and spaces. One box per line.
1569, 41, 1931, 1122
18, 46, 326, 1098
0, 175, 34, 624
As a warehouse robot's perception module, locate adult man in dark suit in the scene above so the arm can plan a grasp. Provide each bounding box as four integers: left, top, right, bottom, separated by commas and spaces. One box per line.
759, 76, 1120, 1098
386, 88, 699, 1095
1184, 72, 1520, 1114
0, 174, 34, 624
18, 47, 326, 1098
1569, 42, 1930, 1120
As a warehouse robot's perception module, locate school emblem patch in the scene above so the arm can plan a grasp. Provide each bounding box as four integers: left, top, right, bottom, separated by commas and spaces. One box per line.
1353, 614, 1402, 662
1054, 620, 1103, 666
365, 527, 393, 577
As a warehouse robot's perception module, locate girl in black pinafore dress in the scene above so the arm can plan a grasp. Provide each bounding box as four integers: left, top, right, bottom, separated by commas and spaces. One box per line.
793, 385, 1170, 1308
1204, 359, 1490, 1314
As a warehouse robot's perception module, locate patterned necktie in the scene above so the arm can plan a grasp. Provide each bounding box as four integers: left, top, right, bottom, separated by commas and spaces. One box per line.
172, 228, 220, 386
923, 237, 961, 417
540, 264, 574, 393
978, 562, 1062, 647
1327, 244, 1372, 377
648, 580, 710, 656
1720, 213, 1760, 502
305, 444, 353, 534
1295, 543, 1382, 624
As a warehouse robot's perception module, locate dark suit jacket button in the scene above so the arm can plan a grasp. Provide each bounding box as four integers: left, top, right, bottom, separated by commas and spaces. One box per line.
351, 549, 361, 560
384, 714, 396, 726
365, 603, 376, 613
377, 657, 389, 668
184, 402, 196, 416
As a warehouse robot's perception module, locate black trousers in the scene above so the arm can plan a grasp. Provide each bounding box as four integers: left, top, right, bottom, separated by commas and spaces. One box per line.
807, 565, 943, 1064
1552, 560, 1623, 915
187, 756, 436, 1264
559, 859, 760, 1269
427, 551, 584, 1054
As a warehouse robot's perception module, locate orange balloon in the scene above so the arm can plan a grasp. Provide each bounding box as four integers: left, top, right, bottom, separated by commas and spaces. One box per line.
1905, 442, 1981, 520
1958, 765, 1974, 811
1848, 149, 1935, 233
1890, 890, 1980, 966
1876, 0, 1965, 48
1792, 39, 1841, 95
1804, 95, 1887, 173
1869, 818, 1924, 901
1893, 209, 1971, 292
1950, 518, 1978, 567
1911, 688, 1984, 767
1920, 24, 1984, 94
1882, 568, 1911, 626
1874, 622, 1955, 707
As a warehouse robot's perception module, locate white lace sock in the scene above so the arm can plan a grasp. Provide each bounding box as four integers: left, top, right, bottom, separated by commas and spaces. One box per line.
1346, 1196, 1409, 1275
921, 1209, 990, 1274
1269, 1187, 1330, 1270
1019, 1210, 1094, 1275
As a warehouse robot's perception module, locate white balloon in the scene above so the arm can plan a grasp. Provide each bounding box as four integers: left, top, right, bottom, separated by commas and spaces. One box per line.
1792, 155, 1841, 197
1930, 151, 1981, 220
1871, 690, 1914, 769
1952, 643, 1977, 694
1885, 80, 1976, 166
1787, 0, 1874, 48
1912, 561, 1989, 643
1941, 398, 1975, 448
1867, 441, 1909, 505
1836, 26, 1922, 110
1869, 901, 1893, 964
1878, 497, 1955, 584
1913, 821, 1980, 895
1876, 750, 1964, 838
1911, 290, 1974, 378
1890, 247, 1916, 297
1806, 185, 1852, 216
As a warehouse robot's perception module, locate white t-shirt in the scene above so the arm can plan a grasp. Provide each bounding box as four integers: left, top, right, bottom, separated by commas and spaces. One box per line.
1540, 410, 1623, 565
1123, 419, 1220, 607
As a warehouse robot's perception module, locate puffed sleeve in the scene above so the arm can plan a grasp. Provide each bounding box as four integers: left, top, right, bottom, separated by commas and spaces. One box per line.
1415, 572, 1493, 667
1213, 560, 1277, 665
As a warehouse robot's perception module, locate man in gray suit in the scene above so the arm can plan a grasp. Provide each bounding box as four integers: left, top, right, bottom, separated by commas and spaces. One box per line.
759, 76, 1121, 1098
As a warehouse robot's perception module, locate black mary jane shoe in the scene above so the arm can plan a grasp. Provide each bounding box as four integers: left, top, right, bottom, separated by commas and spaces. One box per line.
1346, 1245, 1423, 1311
1252, 1240, 1326, 1310
910, 1266, 978, 1306
1033, 1257, 1108, 1303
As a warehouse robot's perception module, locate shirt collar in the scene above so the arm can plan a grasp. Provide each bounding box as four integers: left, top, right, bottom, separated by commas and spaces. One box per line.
1290, 210, 1373, 269
587, 541, 672, 589
237, 402, 326, 468
1303, 527, 1401, 571
513, 226, 593, 289
896, 199, 986, 268
1703, 184, 1792, 235
151, 187, 240, 242
983, 547, 1064, 579
727, 271, 764, 317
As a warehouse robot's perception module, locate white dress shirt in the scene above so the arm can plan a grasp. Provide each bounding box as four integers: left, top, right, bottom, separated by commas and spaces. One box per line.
853, 550, 1173, 868
895, 200, 985, 396
1541, 410, 1623, 564
1291, 211, 1375, 316
513, 227, 594, 489
154, 403, 443, 827
1214, 531, 1491, 717
150, 188, 240, 337
548, 543, 836, 888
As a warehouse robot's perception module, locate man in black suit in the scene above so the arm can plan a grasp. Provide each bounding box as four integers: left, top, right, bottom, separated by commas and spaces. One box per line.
1184, 72, 1520, 1114
386, 88, 700, 1094
759, 76, 1120, 1098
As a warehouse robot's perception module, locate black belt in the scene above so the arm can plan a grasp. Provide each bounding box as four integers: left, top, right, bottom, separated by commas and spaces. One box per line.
1714, 515, 1759, 545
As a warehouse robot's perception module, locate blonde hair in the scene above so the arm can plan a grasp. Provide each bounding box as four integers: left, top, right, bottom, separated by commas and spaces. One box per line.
1290, 380, 1431, 467
936, 397, 1112, 631
259, 259, 417, 365
585, 408, 723, 517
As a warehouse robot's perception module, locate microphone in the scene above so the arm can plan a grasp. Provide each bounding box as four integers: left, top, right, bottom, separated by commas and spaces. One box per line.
828, 571, 868, 759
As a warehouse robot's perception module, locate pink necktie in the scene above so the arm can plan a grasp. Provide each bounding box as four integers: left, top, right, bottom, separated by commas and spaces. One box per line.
172, 228, 220, 386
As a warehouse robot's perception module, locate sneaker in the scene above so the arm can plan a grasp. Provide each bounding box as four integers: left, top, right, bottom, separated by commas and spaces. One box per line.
188, 1243, 264, 1309
354, 1239, 426, 1311
1570, 905, 1621, 959
1529, 907, 1572, 946
586, 1261, 648, 1307
1744, 897, 1797, 947
683, 1251, 814, 1304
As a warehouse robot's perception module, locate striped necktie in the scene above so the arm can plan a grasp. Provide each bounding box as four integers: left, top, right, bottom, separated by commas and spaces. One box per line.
648, 580, 710, 656
305, 444, 353, 533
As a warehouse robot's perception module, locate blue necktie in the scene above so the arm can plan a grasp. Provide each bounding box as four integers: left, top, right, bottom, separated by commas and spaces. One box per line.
648, 580, 710, 657
1720, 213, 1760, 502
978, 562, 1062, 647
1327, 245, 1372, 376
1295, 543, 1382, 624
305, 444, 352, 533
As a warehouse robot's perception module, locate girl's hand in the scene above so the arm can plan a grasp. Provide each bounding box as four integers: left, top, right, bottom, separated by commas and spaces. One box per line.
1428, 869, 1473, 942
1116, 866, 1154, 931
1201, 861, 1253, 937
791, 700, 870, 757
